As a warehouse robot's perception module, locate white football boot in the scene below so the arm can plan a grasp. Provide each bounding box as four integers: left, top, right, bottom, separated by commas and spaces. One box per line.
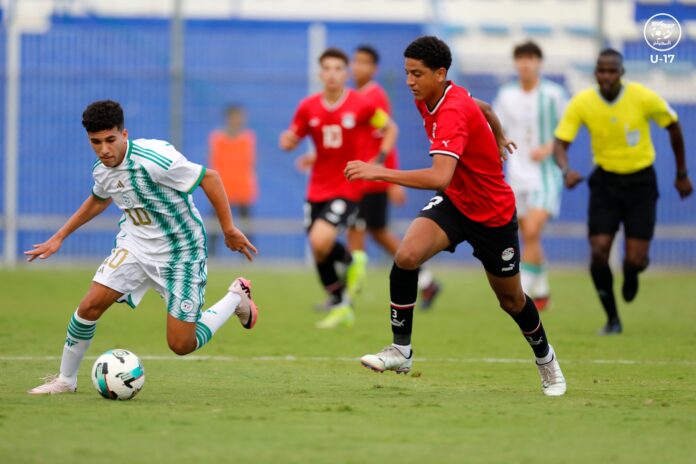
229, 277, 258, 329
28, 375, 76, 395
536, 345, 567, 396
360, 345, 413, 374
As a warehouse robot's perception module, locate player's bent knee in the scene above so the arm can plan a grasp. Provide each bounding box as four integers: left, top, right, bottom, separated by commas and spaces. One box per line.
77, 299, 109, 321
393, 248, 423, 270
167, 339, 195, 356
497, 293, 525, 314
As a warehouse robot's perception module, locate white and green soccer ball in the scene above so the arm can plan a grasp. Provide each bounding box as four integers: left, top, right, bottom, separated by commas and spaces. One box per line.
91, 349, 145, 400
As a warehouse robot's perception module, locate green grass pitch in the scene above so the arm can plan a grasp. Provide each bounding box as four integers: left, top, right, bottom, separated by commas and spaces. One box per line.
1, 266, 695, 463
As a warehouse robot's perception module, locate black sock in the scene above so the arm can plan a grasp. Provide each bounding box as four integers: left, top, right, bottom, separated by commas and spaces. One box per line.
591, 263, 620, 324
389, 263, 419, 346
328, 242, 352, 266
316, 258, 344, 305
511, 294, 550, 359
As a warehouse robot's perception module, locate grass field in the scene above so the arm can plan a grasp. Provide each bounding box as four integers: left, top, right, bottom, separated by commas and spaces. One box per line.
1, 266, 695, 464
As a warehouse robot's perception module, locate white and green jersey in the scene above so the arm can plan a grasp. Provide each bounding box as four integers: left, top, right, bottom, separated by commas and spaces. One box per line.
494, 79, 567, 192
92, 139, 207, 264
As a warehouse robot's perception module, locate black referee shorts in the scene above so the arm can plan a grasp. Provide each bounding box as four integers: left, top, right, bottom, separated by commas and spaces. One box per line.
588, 166, 659, 240
354, 192, 389, 231
417, 192, 520, 278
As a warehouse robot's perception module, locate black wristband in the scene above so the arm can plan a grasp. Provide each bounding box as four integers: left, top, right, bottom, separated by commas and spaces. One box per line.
376, 150, 387, 164
677, 168, 688, 179
561, 167, 570, 178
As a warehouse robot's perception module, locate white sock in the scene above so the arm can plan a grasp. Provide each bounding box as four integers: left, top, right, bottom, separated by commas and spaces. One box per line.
536, 345, 554, 365
392, 343, 412, 358
520, 268, 536, 296
417, 268, 433, 290
534, 267, 550, 297
195, 292, 241, 349
59, 310, 97, 386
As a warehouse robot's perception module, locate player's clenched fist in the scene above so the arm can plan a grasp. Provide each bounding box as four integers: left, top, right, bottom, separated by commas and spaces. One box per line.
344, 160, 383, 182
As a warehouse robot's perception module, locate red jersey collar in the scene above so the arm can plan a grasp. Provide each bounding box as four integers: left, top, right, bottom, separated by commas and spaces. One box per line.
426, 81, 454, 115
321, 88, 349, 112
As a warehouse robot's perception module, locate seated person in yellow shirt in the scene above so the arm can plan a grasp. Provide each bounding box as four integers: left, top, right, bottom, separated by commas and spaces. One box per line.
553, 48, 692, 335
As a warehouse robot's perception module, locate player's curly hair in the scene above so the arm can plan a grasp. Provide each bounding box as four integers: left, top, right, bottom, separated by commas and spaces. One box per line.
404, 36, 452, 71
82, 100, 124, 132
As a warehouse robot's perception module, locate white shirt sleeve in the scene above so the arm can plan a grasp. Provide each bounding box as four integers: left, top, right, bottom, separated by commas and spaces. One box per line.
92, 167, 109, 200
136, 140, 206, 194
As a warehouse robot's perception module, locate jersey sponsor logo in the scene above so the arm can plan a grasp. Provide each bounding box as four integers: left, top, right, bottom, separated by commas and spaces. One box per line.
117, 180, 125, 189
442, 140, 450, 148
341, 113, 356, 129
309, 117, 321, 127
122, 194, 135, 209
431, 122, 437, 138
501, 247, 515, 262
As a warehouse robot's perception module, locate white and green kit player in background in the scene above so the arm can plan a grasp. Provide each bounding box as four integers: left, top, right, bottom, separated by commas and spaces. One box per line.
27, 100, 259, 395
493, 41, 568, 311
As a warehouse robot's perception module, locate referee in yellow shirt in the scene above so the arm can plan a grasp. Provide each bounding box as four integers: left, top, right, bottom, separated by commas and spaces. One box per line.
553, 49, 692, 335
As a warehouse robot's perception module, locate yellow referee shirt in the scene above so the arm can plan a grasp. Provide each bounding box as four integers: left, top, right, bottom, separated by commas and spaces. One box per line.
555, 81, 677, 174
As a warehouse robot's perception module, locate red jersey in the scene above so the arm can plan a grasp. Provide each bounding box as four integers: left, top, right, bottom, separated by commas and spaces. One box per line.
359, 81, 399, 194
416, 82, 515, 227
290, 89, 386, 202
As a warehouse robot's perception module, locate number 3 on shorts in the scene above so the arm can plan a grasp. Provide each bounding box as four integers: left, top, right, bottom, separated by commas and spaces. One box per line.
422, 195, 444, 211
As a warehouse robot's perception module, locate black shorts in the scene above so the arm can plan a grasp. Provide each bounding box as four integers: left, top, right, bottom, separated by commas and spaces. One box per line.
417, 192, 520, 278
304, 198, 359, 232
354, 192, 389, 231
588, 166, 659, 240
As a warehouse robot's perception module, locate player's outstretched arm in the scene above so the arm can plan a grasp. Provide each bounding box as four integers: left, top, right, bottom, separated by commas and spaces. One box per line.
666, 121, 693, 199
474, 98, 516, 162
553, 137, 583, 189
199, 168, 257, 261
24, 194, 112, 262
345, 154, 457, 191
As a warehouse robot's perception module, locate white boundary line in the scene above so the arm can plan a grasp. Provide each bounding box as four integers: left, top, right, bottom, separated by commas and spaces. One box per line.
2, 355, 695, 366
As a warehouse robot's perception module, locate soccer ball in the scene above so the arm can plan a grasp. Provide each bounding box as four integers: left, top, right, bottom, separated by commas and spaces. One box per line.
91, 349, 145, 400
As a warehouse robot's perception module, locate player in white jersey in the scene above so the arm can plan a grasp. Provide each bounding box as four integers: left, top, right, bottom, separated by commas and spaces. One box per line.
27, 100, 259, 395
494, 41, 567, 310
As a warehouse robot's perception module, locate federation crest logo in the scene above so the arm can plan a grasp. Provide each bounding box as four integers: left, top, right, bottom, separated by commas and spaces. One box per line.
341, 113, 356, 129
330, 199, 347, 215
309, 117, 320, 127
121, 194, 134, 208
644, 13, 681, 52
180, 299, 194, 313
501, 247, 515, 262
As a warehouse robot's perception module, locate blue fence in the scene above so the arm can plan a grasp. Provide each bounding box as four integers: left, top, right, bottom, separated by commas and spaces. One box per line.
0, 16, 694, 266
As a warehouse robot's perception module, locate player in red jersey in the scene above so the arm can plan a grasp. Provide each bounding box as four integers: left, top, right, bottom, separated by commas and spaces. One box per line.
345, 45, 442, 309
345, 36, 566, 396
280, 47, 397, 329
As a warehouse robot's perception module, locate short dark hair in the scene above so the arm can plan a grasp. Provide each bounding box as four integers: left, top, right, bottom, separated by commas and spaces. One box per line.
598, 48, 623, 63
225, 104, 244, 115
319, 47, 349, 65
513, 41, 543, 59
355, 44, 380, 65
82, 100, 124, 132
404, 36, 452, 71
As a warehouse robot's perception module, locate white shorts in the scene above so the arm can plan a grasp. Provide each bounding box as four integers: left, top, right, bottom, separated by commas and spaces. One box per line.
93, 247, 208, 323
512, 184, 562, 218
